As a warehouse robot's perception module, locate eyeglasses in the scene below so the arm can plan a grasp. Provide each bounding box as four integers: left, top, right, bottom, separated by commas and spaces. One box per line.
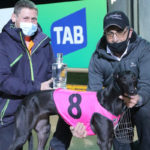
105, 28, 128, 39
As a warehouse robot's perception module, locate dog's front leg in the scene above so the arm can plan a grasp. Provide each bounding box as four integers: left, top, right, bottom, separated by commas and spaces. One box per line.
8, 105, 32, 150
91, 113, 114, 150
35, 115, 50, 150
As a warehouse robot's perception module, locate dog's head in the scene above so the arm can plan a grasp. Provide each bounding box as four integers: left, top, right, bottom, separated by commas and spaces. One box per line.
97, 71, 137, 116
114, 71, 137, 96
110, 71, 137, 115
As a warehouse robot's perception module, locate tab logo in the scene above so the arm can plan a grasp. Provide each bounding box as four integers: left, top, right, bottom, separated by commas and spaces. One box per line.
51, 8, 87, 56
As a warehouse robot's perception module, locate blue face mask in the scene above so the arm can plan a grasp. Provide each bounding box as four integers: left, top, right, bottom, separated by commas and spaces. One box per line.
20, 22, 37, 36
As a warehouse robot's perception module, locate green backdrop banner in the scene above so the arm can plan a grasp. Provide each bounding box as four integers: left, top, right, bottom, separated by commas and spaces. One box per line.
37, 0, 107, 68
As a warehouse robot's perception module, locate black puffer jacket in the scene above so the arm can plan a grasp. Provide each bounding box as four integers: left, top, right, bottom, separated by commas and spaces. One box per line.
88, 31, 150, 106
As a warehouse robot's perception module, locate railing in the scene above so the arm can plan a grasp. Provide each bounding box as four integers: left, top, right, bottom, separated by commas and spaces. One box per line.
66, 84, 87, 91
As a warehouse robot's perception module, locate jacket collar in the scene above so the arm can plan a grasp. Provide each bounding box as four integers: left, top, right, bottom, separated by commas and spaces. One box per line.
2, 20, 50, 50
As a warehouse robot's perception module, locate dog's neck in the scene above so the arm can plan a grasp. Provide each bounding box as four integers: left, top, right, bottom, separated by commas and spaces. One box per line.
97, 80, 124, 116
113, 79, 123, 95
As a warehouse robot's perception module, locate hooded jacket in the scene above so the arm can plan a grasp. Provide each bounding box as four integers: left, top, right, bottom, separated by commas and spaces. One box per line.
88, 31, 150, 107
0, 20, 55, 127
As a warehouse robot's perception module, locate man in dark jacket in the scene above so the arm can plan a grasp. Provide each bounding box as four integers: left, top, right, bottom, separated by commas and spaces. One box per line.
87, 11, 150, 150
0, 0, 55, 149
55, 11, 150, 150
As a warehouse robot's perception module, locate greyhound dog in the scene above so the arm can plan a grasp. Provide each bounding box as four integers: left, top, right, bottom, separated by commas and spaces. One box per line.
9, 71, 137, 150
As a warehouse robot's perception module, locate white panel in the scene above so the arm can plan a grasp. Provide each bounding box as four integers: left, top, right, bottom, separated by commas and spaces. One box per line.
0, 8, 13, 33
139, 0, 150, 41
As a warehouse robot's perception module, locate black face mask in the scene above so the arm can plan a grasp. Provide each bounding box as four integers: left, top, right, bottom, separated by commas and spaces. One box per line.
108, 40, 128, 55
107, 29, 130, 55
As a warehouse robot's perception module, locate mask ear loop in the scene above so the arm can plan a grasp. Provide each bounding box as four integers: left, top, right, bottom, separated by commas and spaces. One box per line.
125, 27, 131, 49
125, 27, 130, 40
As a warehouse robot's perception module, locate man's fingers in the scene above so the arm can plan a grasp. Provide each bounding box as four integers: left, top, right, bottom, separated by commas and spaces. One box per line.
119, 95, 123, 99
41, 78, 53, 90
76, 123, 84, 130
48, 78, 53, 84
120, 94, 140, 108
76, 123, 87, 138
70, 126, 74, 131
70, 123, 87, 138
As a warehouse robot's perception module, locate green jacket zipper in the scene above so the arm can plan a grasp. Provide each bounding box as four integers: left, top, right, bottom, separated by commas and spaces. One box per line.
20, 32, 34, 81
0, 100, 10, 125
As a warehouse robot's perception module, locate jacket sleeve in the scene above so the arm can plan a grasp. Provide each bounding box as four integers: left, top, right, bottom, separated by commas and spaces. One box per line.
87, 53, 104, 91
46, 44, 56, 79
137, 43, 150, 106
0, 48, 41, 96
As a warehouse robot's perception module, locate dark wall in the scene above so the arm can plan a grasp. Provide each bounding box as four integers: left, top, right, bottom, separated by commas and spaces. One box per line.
0, 0, 80, 9
67, 72, 88, 85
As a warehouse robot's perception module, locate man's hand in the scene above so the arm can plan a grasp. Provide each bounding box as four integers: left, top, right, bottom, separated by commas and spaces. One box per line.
70, 122, 87, 138
40, 78, 53, 90
119, 94, 140, 108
